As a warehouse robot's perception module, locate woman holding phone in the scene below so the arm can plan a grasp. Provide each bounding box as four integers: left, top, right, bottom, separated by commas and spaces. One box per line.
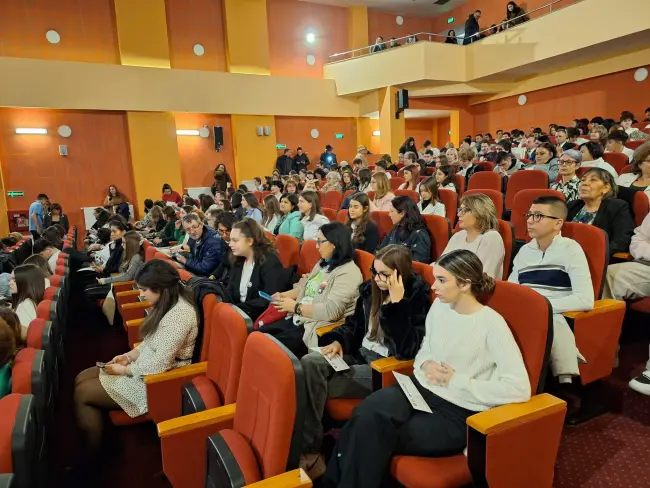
298, 245, 430, 478
224, 218, 287, 321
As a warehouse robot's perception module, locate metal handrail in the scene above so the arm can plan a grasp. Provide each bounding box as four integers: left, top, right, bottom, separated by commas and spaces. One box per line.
328, 0, 569, 60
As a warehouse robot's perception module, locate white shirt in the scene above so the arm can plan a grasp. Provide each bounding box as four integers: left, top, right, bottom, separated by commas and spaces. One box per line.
301, 214, 330, 241
418, 200, 446, 217
361, 332, 389, 357
439, 183, 457, 193
622, 146, 635, 162
441, 230, 505, 280
581, 158, 618, 178
16, 299, 38, 339
413, 299, 530, 412
239, 262, 255, 302
48, 250, 61, 274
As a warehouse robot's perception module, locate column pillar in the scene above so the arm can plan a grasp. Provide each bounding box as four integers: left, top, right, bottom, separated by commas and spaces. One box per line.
223, 0, 271, 75
450, 110, 461, 148
231, 116, 277, 182
348, 7, 369, 56
0, 167, 9, 235
379, 87, 405, 158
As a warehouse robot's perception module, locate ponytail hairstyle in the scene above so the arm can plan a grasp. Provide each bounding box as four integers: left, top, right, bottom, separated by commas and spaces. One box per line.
369, 245, 414, 341
436, 249, 495, 297
135, 260, 198, 338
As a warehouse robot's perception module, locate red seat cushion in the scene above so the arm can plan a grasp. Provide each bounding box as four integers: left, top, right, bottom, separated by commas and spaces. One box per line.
325, 398, 362, 421
630, 298, 650, 314
190, 376, 223, 410
108, 410, 151, 426
391, 454, 471, 488
219, 429, 262, 485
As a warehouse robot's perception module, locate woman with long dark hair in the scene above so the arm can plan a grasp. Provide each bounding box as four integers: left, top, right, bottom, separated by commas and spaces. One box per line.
377, 196, 431, 263
103, 184, 121, 207
398, 164, 421, 191
211, 164, 232, 194
346, 193, 379, 253
399, 137, 417, 155
74, 260, 198, 451
11, 264, 48, 338
275, 193, 304, 239
261, 195, 282, 232
44, 203, 70, 232
242, 193, 263, 224
418, 177, 446, 216
435, 165, 457, 192
224, 218, 287, 321
231, 192, 245, 220
506, 1, 528, 25
323, 249, 530, 487
299, 191, 330, 241
299, 245, 430, 477
268, 222, 363, 357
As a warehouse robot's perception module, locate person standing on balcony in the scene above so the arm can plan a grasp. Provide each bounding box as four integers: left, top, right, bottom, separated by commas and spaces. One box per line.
463, 10, 482, 45
370, 37, 386, 53
506, 2, 528, 25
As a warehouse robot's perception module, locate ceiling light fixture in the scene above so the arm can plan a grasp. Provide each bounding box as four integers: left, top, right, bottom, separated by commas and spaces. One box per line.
15, 128, 47, 135
176, 129, 201, 136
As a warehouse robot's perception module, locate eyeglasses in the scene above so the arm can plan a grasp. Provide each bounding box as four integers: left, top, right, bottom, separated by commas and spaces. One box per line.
370, 267, 391, 281
525, 212, 561, 223
457, 206, 471, 215
185, 224, 202, 232
558, 159, 577, 166
315, 238, 329, 246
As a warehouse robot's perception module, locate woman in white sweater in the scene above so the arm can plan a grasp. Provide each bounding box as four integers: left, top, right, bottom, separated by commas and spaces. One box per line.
299, 191, 330, 241
322, 249, 530, 487
417, 176, 446, 217
438, 193, 505, 279
10, 264, 48, 339
73, 260, 198, 452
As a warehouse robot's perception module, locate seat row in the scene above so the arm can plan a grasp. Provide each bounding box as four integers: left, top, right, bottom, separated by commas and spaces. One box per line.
0, 227, 77, 488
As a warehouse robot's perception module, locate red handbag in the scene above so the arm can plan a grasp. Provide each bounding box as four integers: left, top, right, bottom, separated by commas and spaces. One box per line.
253, 303, 287, 330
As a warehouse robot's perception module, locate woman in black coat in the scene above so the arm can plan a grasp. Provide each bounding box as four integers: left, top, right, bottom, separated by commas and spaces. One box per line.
225, 218, 287, 321
377, 196, 431, 264
566, 168, 635, 256
44, 203, 70, 232
211, 164, 232, 194
298, 245, 430, 473
345, 193, 379, 254
506, 1, 528, 25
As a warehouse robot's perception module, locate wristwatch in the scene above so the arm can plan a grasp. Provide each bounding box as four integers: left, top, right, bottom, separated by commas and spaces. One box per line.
295, 303, 303, 316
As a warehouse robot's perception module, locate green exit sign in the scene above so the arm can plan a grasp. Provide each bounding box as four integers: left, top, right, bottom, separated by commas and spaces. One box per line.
7, 191, 24, 197
276, 144, 287, 150
447, 17, 455, 24
335, 134, 344, 139
448, 130, 452, 135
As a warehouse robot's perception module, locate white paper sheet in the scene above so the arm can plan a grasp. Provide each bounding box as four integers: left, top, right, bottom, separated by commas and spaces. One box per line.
309, 347, 350, 372
393, 372, 432, 413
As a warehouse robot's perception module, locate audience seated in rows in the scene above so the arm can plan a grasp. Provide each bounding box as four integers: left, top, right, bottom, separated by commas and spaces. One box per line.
10, 264, 49, 338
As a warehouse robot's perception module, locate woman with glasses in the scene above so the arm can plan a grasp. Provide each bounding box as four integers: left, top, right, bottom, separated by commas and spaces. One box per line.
566, 168, 635, 256
551, 149, 582, 203
526, 142, 559, 183
43, 203, 70, 232
439, 193, 505, 279
377, 196, 431, 264
298, 245, 430, 479
268, 222, 363, 358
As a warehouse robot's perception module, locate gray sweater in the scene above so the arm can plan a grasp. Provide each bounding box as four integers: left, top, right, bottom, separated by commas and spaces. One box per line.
105, 254, 144, 284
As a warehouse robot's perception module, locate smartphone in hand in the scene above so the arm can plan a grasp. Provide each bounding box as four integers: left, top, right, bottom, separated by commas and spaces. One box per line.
258, 291, 276, 302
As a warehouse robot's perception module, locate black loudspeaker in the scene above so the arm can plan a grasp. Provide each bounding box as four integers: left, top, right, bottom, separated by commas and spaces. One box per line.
214, 126, 224, 152
397, 89, 409, 110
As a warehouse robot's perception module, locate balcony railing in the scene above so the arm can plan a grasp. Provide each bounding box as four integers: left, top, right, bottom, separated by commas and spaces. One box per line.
328, 0, 576, 63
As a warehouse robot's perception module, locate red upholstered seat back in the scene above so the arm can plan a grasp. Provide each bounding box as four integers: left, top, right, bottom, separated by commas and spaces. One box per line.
0, 394, 23, 473
37, 300, 53, 320
233, 332, 302, 479
297, 240, 321, 277
275, 235, 300, 269
422, 214, 451, 261
145, 245, 158, 262
633, 191, 650, 227
412, 261, 435, 301
438, 189, 458, 226
498, 219, 515, 278
467, 171, 501, 192
336, 209, 348, 224
321, 191, 343, 210
354, 250, 374, 281
463, 189, 504, 218
560, 222, 607, 299
395, 189, 419, 203
511, 189, 564, 241
505, 170, 549, 209
206, 303, 249, 406
602, 152, 629, 174
483, 281, 552, 394
370, 211, 393, 241
322, 207, 337, 222
11, 348, 38, 394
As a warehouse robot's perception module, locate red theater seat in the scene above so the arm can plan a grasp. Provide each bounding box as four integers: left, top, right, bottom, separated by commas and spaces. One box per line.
505, 170, 549, 212
438, 189, 458, 227
321, 191, 343, 211
275, 235, 300, 270
463, 189, 504, 218
297, 240, 321, 277
603, 152, 630, 174
0, 394, 40, 487
467, 171, 501, 192
395, 189, 419, 203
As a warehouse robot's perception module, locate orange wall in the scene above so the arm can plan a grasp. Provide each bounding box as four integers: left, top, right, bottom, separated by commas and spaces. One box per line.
165, 0, 227, 71
436, 118, 451, 147
430, 0, 581, 34
275, 117, 357, 165
472, 67, 650, 133
0, 108, 134, 231
411, 96, 474, 139
368, 11, 435, 45
0, 0, 119, 63
174, 113, 235, 188
267, 0, 349, 78
405, 119, 434, 150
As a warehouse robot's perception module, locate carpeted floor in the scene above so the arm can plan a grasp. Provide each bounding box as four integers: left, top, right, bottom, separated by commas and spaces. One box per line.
51, 295, 650, 488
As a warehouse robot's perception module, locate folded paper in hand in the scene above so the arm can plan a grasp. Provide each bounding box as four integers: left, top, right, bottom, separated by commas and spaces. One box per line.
310, 347, 350, 372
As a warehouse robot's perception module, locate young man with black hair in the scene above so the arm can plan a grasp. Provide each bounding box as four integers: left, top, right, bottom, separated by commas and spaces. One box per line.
33, 239, 61, 274
276, 148, 293, 175
607, 130, 635, 162
374, 160, 392, 179
463, 10, 482, 44
29, 193, 49, 240
293, 147, 310, 172
509, 196, 593, 386
320, 145, 338, 169
620, 111, 649, 141
418, 140, 432, 158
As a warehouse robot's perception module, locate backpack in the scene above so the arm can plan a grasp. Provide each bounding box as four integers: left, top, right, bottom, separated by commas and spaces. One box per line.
186, 277, 232, 363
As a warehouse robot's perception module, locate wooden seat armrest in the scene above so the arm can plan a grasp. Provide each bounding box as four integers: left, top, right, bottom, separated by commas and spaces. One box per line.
144, 362, 207, 385
245, 469, 311, 487
370, 357, 415, 374
121, 301, 151, 311
612, 252, 632, 261
562, 299, 626, 319
157, 403, 236, 438
466, 393, 566, 435
125, 318, 144, 329
134, 342, 142, 348
316, 320, 345, 337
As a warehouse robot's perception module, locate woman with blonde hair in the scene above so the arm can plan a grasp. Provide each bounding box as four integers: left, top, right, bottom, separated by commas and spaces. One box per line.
439, 193, 505, 279
370, 172, 395, 211
445, 147, 459, 164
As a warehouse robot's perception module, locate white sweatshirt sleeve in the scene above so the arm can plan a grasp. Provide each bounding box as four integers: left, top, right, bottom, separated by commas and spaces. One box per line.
630, 214, 650, 261
546, 242, 594, 313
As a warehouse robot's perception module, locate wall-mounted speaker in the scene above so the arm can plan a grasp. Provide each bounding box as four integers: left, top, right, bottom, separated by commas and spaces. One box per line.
397, 89, 409, 111
214, 126, 224, 152
256, 126, 263, 136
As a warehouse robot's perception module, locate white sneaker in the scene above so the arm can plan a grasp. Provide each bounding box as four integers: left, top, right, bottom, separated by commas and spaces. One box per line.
629, 371, 650, 396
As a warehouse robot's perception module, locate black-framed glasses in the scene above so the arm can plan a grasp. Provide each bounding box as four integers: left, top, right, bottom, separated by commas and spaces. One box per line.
315, 238, 329, 246
370, 267, 391, 281
525, 212, 561, 223
558, 159, 577, 166
457, 206, 471, 215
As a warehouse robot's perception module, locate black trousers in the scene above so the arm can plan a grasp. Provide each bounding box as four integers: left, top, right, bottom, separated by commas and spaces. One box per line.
258, 317, 308, 359
321, 379, 475, 488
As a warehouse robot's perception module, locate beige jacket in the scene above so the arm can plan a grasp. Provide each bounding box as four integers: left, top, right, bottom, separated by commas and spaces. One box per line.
295, 260, 363, 348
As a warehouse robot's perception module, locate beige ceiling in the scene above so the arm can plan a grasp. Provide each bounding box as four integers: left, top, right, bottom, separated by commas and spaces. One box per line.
297, 0, 465, 16
364, 109, 451, 119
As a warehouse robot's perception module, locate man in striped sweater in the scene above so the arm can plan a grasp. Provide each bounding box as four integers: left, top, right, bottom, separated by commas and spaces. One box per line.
508, 196, 594, 384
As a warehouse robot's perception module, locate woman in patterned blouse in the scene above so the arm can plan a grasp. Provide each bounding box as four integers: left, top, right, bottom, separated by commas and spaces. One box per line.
551, 149, 582, 203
